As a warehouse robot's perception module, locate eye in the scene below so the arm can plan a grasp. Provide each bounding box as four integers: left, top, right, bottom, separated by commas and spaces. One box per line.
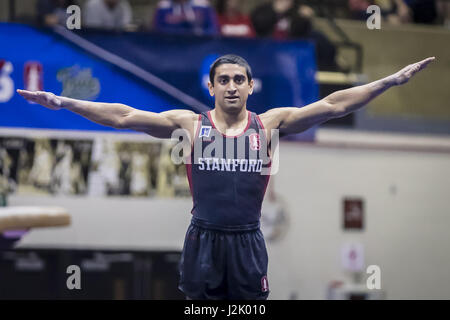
234, 76, 245, 84
218, 77, 229, 85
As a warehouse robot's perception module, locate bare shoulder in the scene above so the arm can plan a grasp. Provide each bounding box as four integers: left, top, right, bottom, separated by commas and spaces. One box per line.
257, 108, 290, 131
161, 109, 198, 122
161, 109, 199, 128
161, 109, 200, 142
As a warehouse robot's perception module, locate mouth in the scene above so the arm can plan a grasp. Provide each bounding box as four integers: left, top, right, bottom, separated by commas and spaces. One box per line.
225, 96, 239, 102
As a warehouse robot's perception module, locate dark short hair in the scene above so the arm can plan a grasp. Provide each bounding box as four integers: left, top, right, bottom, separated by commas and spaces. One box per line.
209, 54, 252, 85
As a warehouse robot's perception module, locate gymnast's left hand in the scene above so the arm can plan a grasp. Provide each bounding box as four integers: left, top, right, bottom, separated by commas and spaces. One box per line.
388, 57, 435, 86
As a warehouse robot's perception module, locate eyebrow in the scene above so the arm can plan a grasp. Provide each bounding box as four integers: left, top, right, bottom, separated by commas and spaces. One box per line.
216, 74, 246, 79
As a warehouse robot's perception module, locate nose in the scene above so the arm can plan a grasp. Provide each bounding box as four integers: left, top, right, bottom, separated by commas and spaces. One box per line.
227, 80, 237, 93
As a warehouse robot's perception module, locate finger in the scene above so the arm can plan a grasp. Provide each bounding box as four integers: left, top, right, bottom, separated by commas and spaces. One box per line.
17, 89, 29, 96
17, 89, 38, 99
417, 57, 435, 70
407, 57, 433, 77
419, 56, 435, 64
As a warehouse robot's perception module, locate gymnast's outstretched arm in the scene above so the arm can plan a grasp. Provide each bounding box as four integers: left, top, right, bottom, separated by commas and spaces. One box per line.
16, 89, 197, 139
259, 57, 435, 135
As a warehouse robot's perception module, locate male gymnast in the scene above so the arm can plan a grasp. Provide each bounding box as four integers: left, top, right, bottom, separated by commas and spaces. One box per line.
17, 54, 435, 300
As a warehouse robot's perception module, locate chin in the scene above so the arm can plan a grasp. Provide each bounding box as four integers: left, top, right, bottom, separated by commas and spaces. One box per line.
223, 103, 244, 113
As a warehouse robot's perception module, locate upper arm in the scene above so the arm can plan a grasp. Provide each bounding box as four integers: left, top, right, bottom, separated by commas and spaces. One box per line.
259, 100, 336, 136
120, 108, 198, 139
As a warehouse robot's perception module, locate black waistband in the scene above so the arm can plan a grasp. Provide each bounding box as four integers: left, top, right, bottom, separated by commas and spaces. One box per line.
191, 216, 260, 232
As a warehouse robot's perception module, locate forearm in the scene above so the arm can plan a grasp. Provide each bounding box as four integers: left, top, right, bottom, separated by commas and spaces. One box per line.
16, 89, 184, 137
325, 76, 396, 118
59, 96, 134, 128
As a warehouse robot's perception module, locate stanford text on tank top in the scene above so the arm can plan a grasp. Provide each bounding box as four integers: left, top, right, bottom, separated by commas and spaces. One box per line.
185, 110, 271, 226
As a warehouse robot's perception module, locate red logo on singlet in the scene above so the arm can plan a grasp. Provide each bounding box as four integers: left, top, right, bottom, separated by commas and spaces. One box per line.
249, 133, 261, 151
261, 275, 269, 292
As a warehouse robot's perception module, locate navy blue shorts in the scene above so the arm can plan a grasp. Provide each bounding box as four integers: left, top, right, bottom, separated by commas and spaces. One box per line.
178, 217, 270, 300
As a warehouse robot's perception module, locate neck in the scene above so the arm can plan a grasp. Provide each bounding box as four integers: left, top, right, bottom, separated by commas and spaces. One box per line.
211, 107, 247, 129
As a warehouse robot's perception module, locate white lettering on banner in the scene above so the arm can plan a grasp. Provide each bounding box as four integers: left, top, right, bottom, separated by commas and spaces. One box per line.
24, 62, 43, 93
0, 61, 14, 103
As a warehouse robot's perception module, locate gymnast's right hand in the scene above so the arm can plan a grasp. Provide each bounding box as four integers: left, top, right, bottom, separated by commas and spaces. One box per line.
17, 89, 63, 110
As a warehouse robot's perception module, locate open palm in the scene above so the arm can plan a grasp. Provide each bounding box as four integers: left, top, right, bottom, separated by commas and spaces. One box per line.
17, 89, 62, 110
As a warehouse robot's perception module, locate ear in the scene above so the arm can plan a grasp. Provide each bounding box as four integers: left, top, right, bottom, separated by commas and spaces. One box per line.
248, 79, 254, 95
208, 81, 215, 97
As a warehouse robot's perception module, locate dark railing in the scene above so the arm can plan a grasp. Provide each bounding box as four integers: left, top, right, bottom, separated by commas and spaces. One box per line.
8, 0, 15, 22
316, 0, 364, 73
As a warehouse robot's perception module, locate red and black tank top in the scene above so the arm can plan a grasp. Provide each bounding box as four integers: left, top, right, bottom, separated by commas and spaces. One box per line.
185, 109, 271, 227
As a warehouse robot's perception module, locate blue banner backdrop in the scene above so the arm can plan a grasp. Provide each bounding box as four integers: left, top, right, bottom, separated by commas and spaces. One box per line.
0, 23, 319, 134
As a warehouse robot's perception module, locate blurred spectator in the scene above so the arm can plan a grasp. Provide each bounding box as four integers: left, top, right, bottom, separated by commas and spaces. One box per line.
348, 0, 404, 22
216, 0, 255, 37
250, 0, 313, 39
348, 0, 438, 25
437, 0, 450, 28
83, 0, 133, 30
153, 0, 219, 36
37, 0, 78, 27
296, 0, 324, 17
390, 0, 413, 24
348, 0, 371, 20
403, 0, 437, 24
251, 0, 338, 71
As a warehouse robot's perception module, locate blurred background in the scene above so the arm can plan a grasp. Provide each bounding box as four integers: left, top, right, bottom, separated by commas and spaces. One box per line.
0, 0, 449, 299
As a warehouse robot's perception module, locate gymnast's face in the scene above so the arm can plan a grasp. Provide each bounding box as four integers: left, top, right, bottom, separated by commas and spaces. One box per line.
208, 64, 254, 114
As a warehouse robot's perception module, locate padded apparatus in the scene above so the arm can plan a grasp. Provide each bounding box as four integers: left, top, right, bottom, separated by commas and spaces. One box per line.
0, 206, 71, 232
